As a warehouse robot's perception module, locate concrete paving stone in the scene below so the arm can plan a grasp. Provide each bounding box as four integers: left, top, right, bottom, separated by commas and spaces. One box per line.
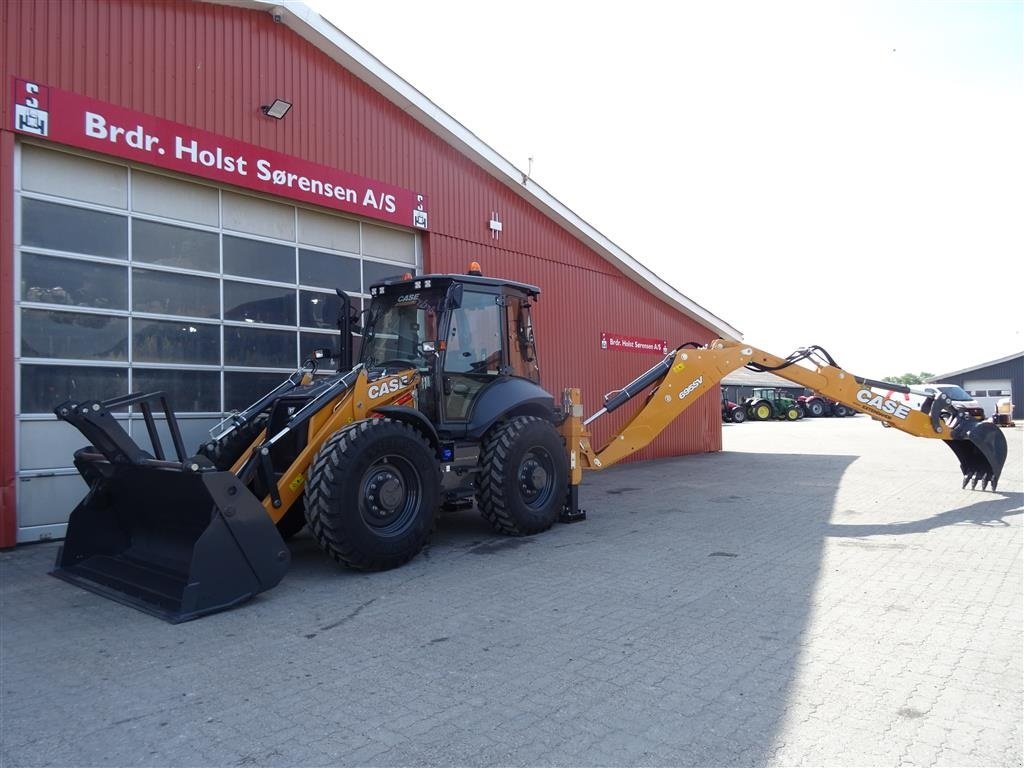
2, 418, 1021, 767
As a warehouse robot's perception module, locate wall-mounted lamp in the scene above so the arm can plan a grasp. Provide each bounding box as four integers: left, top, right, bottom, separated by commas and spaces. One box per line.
261, 99, 292, 119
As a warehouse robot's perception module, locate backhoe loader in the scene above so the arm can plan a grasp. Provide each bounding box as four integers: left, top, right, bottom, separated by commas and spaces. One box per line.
51, 267, 1008, 622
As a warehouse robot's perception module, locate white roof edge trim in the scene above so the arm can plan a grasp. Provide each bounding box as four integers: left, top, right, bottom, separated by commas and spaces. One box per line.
927, 351, 1024, 381
208, 0, 742, 341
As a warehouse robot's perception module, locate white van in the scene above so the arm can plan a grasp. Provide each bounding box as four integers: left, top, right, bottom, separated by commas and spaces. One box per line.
908, 383, 987, 421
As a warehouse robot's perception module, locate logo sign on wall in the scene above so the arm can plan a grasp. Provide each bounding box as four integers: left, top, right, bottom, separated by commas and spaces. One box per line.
601, 332, 669, 355
10, 78, 429, 230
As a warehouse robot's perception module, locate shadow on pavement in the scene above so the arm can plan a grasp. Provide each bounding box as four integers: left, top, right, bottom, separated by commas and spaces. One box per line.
827, 492, 1023, 538
3, 445, 1018, 767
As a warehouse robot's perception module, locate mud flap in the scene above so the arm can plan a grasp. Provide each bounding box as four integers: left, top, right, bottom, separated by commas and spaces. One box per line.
52, 465, 290, 623
946, 420, 1008, 491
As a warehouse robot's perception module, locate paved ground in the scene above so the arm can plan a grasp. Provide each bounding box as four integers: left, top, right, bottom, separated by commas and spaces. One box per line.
1, 416, 1021, 767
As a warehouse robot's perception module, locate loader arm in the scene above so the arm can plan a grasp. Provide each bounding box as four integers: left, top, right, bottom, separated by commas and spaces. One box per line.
230, 365, 422, 523
561, 339, 1006, 493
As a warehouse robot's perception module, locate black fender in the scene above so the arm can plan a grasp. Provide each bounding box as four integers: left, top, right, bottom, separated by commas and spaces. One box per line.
370, 406, 441, 450
464, 378, 556, 440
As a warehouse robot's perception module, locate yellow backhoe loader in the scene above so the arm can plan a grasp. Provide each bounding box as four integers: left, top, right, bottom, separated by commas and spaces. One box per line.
51, 267, 1007, 622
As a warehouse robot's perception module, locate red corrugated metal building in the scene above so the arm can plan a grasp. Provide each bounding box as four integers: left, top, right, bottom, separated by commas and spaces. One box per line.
0, 0, 740, 547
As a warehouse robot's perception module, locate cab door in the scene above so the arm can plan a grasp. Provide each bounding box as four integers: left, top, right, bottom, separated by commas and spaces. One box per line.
441, 290, 503, 423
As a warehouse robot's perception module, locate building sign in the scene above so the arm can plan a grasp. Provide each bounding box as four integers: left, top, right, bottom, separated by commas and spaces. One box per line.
10, 78, 429, 230
601, 332, 668, 355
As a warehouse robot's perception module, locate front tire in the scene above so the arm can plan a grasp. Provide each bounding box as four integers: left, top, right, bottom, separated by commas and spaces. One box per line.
304, 419, 439, 570
807, 400, 825, 417
731, 407, 747, 424
477, 416, 569, 536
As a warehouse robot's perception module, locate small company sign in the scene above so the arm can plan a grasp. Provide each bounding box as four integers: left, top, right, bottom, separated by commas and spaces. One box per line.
601, 332, 668, 355
11, 78, 428, 230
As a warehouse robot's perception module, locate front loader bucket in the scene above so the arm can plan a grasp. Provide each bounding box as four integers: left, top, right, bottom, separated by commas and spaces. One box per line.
53, 464, 290, 623
946, 420, 1008, 491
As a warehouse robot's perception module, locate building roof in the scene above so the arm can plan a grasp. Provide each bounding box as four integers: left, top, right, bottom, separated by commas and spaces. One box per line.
927, 351, 1024, 382
212, 0, 742, 342
721, 367, 805, 389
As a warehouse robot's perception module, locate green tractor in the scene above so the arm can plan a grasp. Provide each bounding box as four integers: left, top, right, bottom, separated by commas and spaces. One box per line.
745, 387, 804, 421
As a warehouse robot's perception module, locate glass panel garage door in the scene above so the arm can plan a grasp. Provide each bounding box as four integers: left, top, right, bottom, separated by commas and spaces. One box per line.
14, 142, 420, 542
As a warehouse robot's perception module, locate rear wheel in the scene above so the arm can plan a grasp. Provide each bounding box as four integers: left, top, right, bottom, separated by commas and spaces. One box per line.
197, 415, 307, 541
477, 416, 569, 536
751, 402, 773, 421
304, 418, 438, 570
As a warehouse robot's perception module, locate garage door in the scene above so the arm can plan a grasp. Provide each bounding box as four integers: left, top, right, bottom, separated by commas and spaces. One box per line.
14, 142, 421, 542
963, 379, 1012, 418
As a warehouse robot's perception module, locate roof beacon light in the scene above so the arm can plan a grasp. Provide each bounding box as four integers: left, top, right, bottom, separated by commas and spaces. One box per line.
468, 261, 483, 276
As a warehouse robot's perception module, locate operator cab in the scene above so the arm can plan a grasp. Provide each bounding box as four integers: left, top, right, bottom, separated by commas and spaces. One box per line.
354, 271, 546, 437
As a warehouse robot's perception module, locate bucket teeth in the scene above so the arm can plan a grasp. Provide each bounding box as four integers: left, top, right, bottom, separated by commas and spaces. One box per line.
947, 421, 1007, 493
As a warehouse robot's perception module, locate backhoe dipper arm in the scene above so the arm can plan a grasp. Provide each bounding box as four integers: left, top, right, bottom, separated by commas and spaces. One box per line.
560, 339, 1006, 494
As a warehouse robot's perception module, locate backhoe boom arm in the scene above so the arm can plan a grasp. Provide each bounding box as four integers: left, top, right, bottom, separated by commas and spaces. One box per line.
560, 339, 1006, 493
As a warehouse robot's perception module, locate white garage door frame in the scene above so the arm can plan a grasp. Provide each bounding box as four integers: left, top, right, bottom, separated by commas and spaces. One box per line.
13, 140, 422, 543
963, 379, 1013, 418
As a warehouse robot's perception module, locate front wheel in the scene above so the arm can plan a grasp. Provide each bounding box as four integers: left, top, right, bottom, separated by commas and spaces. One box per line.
786, 407, 801, 421
731, 407, 747, 424
304, 418, 439, 570
833, 404, 850, 417
477, 416, 569, 536
807, 400, 825, 417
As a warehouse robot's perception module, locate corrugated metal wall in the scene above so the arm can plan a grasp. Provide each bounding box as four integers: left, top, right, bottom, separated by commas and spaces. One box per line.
938, 357, 1024, 419
0, 0, 723, 544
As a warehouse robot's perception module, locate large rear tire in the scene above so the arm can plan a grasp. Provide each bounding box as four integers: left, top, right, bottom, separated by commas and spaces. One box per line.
751, 402, 773, 421
197, 416, 307, 541
304, 418, 439, 571
477, 416, 569, 536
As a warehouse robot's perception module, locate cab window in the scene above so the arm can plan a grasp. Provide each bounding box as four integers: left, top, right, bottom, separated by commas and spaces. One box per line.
444, 291, 502, 375
506, 297, 539, 382
442, 290, 502, 421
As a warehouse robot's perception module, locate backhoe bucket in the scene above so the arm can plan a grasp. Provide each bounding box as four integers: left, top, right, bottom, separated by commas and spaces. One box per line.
53, 463, 290, 623
947, 421, 1007, 491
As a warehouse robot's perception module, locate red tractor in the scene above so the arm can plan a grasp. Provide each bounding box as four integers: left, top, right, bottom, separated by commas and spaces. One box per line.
721, 397, 747, 423
798, 393, 856, 418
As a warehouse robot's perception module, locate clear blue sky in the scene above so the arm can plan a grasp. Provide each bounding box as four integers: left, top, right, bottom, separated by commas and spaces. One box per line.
308, 0, 1023, 377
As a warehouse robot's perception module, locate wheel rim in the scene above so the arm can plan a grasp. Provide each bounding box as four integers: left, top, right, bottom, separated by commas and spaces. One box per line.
358, 455, 422, 535
518, 448, 556, 510
757, 404, 771, 419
